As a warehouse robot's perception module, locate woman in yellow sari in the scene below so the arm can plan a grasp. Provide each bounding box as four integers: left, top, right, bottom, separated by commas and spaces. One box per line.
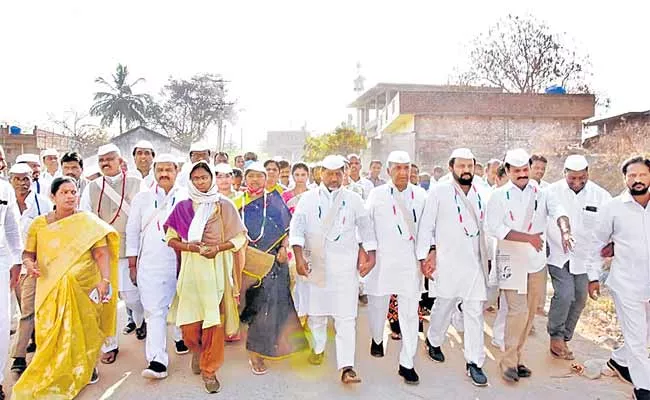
11, 177, 119, 400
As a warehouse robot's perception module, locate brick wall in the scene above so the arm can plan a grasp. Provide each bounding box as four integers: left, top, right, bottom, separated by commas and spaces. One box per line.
413, 115, 583, 175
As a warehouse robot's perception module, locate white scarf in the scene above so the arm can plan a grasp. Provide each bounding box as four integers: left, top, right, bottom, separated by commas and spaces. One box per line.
187, 161, 220, 242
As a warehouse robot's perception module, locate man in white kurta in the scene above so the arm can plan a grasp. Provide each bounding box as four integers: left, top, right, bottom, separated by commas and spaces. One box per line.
485, 148, 572, 383
545, 155, 611, 359
365, 151, 426, 385
39, 148, 62, 194
176, 143, 212, 189
0, 162, 23, 399
586, 156, 650, 400
126, 154, 190, 379
16, 153, 47, 197
290, 155, 377, 384
8, 163, 53, 374
416, 148, 489, 386
129, 140, 157, 191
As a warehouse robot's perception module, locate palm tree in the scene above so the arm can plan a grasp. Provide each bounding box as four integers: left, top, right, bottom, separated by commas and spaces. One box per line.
90, 64, 150, 133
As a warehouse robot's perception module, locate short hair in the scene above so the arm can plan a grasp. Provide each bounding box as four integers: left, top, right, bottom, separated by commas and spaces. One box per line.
410, 163, 419, 172
369, 160, 382, 168
530, 154, 548, 164
496, 165, 507, 178
621, 155, 650, 175
278, 160, 290, 170
432, 166, 444, 173
132, 147, 156, 158
292, 162, 309, 174
475, 162, 483, 169
232, 168, 243, 179
215, 151, 229, 161
50, 176, 77, 195
244, 152, 258, 162
61, 152, 84, 169
234, 155, 244, 162
263, 159, 279, 169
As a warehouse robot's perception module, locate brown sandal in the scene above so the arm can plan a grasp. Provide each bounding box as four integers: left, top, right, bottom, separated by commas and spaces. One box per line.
341, 367, 362, 384
100, 348, 119, 364
249, 359, 268, 375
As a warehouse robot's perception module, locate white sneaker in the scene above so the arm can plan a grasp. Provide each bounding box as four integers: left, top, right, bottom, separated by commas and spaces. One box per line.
141, 361, 168, 380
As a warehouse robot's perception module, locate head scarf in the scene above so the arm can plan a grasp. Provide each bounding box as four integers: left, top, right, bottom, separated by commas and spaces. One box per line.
187, 161, 221, 242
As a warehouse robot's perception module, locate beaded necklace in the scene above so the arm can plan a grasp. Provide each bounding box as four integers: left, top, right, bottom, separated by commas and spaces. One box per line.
390, 186, 416, 241
506, 185, 538, 232
97, 172, 127, 225
453, 184, 483, 237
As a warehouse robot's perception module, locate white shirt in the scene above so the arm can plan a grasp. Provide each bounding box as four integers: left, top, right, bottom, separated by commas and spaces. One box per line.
15, 191, 53, 272
587, 190, 650, 301
546, 180, 612, 275
416, 181, 488, 301
289, 185, 376, 317
348, 176, 374, 200
40, 169, 61, 193
365, 182, 426, 297
125, 185, 188, 267
0, 180, 23, 267
129, 168, 156, 192
486, 179, 566, 292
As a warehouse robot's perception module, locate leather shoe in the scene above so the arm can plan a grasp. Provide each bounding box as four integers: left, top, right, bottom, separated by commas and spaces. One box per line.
425, 338, 445, 363
502, 367, 520, 383
517, 364, 532, 378
398, 365, 419, 385
370, 339, 384, 358
608, 358, 633, 385
634, 388, 650, 400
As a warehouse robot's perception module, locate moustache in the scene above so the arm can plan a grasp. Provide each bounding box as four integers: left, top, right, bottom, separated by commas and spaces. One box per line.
517, 176, 528, 180
633, 182, 646, 187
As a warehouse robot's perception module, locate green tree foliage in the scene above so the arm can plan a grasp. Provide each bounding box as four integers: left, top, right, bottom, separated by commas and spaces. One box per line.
90, 64, 150, 133
303, 126, 367, 162
146, 73, 236, 149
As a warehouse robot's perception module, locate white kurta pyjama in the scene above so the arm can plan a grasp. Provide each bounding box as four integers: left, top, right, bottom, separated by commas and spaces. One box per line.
0, 181, 23, 385
365, 182, 426, 369
290, 185, 376, 370
416, 181, 489, 366
126, 185, 189, 367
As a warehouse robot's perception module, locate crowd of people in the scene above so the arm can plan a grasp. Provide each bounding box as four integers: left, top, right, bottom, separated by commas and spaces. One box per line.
0, 139, 648, 399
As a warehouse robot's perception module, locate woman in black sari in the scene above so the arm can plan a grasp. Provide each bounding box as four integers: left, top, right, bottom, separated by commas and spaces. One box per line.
237, 162, 307, 374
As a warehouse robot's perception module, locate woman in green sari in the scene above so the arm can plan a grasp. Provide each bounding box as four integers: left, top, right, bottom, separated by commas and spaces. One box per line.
11, 177, 119, 400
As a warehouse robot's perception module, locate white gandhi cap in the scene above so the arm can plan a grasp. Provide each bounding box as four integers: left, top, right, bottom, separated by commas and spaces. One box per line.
16, 153, 40, 165
449, 148, 475, 160
97, 144, 121, 157
9, 163, 33, 175
504, 148, 531, 167
386, 150, 411, 164
322, 155, 345, 170
190, 142, 211, 152
133, 140, 154, 151
564, 155, 589, 171
214, 162, 234, 175
41, 148, 58, 158
153, 153, 179, 165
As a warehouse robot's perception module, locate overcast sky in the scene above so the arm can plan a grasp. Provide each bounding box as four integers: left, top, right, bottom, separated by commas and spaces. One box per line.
1, 0, 648, 150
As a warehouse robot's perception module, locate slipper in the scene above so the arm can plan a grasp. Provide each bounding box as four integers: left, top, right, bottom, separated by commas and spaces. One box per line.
249, 359, 268, 376
341, 368, 362, 384
550, 348, 572, 360
390, 332, 402, 341
100, 348, 119, 364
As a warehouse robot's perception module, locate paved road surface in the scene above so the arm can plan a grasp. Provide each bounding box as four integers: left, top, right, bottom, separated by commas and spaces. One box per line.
4, 303, 631, 399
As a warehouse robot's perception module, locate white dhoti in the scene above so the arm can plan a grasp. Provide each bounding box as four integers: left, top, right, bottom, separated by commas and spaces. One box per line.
307, 315, 356, 369
428, 297, 486, 366
368, 294, 419, 369
102, 258, 145, 353
0, 267, 9, 386
138, 264, 177, 367
610, 291, 650, 390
